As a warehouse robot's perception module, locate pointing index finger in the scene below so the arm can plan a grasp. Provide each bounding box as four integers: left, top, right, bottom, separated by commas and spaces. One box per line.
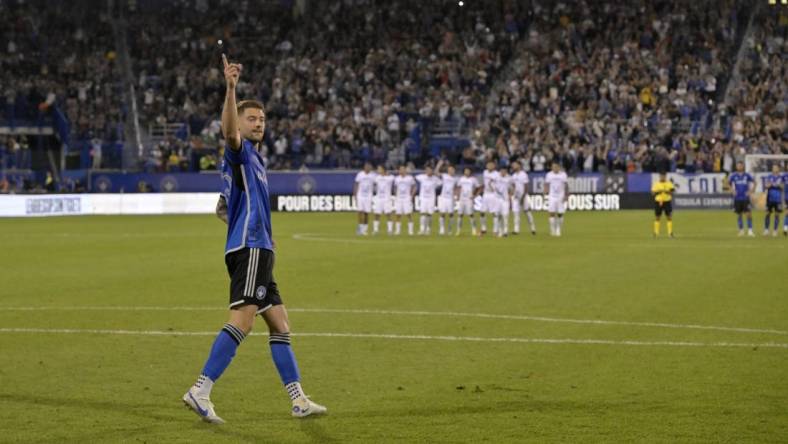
222, 54, 229, 68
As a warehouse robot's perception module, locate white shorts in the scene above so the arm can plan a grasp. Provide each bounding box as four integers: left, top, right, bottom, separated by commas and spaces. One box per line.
419, 196, 436, 214
438, 196, 454, 214
458, 198, 474, 216
357, 196, 373, 213
373, 196, 394, 215
394, 197, 413, 215
482, 194, 500, 215
498, 197, 510, 216
512, 194, 531, 212
548, 197, 567, 214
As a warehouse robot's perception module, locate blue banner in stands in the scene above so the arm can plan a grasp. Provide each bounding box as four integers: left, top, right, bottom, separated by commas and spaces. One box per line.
626, 173, 653, 193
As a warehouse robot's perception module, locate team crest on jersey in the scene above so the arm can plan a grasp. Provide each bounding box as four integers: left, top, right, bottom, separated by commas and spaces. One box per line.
256, 285, 267, 300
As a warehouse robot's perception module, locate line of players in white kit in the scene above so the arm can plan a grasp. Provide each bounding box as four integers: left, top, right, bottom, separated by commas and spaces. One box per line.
353, 160, 570, 237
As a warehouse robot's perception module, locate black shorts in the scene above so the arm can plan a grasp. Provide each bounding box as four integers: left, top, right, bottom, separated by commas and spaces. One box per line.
766, 201, 782, 213
654, 201, 672, 217
733, 200, 751, 214
225, 247, 283, 313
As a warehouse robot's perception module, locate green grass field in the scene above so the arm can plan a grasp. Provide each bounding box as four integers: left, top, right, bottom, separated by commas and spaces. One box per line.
0, 211, 786, 443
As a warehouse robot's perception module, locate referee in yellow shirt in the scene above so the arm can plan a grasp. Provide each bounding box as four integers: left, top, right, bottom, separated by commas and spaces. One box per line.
652, 171, 675, 237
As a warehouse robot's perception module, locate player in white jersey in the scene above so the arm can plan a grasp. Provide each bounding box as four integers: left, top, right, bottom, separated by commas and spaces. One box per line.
455, 167, 480, 235
437, 164, 459, 235
353, 162, 376, 235
479, 161, 501, 236
415, 165, 441, 235
494, 166, 513, 237
372, 165, 395, 235
393, 165, 416, 235
510, 161, 536, 235
544, 162, 569, 236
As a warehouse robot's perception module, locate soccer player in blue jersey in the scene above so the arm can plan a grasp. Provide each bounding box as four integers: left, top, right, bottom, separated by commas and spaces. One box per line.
182, 55, 326, 423
763, 164, 783, 237
783, 168, 788, 236
729, 161, 755, 237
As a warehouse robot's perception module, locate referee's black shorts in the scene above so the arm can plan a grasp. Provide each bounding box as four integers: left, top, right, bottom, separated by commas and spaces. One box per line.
225, 247, 283, 313
654, 201, 672, 217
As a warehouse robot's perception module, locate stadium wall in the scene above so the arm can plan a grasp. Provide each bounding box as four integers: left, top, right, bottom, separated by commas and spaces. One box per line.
0, 172, 772, 216
0, 193, 217, 217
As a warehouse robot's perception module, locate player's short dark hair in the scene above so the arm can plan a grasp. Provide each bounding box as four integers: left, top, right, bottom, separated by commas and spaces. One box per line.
237, 100, 266, 116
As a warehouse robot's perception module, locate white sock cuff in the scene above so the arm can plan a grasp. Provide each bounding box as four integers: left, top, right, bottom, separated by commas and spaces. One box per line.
286, 381, 306, 401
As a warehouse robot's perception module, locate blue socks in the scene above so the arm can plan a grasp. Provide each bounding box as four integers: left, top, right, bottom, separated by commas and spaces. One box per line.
747, 217, 752, 229
201, 323, 246, 382
269, 332, 301, 385
270, 333, 307, 401
737, 215, 743, 230
765, 214, 780, 230
194, 326, 307, 402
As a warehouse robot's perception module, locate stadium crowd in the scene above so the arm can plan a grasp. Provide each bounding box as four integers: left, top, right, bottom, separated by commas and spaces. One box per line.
0, 0, 126, 170
125, 0, 524, 171
0, 0, 785, 180
481, 0, 777, 175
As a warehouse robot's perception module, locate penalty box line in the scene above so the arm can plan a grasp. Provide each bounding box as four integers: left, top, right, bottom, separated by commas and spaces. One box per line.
0, 306, 785, 336
0, 327, 786, 349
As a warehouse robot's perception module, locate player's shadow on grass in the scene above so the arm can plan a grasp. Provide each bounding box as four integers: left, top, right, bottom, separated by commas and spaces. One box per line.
0, 392, 177, 421
0, 392, 184, 441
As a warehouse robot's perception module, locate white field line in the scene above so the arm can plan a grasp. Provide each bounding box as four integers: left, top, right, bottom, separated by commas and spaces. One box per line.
0, 327, 785, 349
292, 233, 447, 245
0, 305, 785, 336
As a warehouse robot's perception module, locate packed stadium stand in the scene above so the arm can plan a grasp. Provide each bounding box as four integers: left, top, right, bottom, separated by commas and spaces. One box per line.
0, 0, 785, 192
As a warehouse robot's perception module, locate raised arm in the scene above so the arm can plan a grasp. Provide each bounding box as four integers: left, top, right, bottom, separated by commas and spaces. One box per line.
221, 54, 243, 150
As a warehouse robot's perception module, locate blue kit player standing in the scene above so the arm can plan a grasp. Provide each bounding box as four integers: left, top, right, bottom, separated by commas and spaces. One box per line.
783, 167, 788, 236
182, 55, 326, 423
763, 164, 783, 237
729, 161, 755, 237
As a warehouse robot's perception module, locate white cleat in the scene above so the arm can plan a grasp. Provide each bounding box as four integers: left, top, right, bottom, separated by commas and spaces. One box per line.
292, 396, 327, 418
763, 229, 770, 236
183, 389, 225, 424
737, 230, 744, 237
747, 230, 755, 237
772, 231, 778, 237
